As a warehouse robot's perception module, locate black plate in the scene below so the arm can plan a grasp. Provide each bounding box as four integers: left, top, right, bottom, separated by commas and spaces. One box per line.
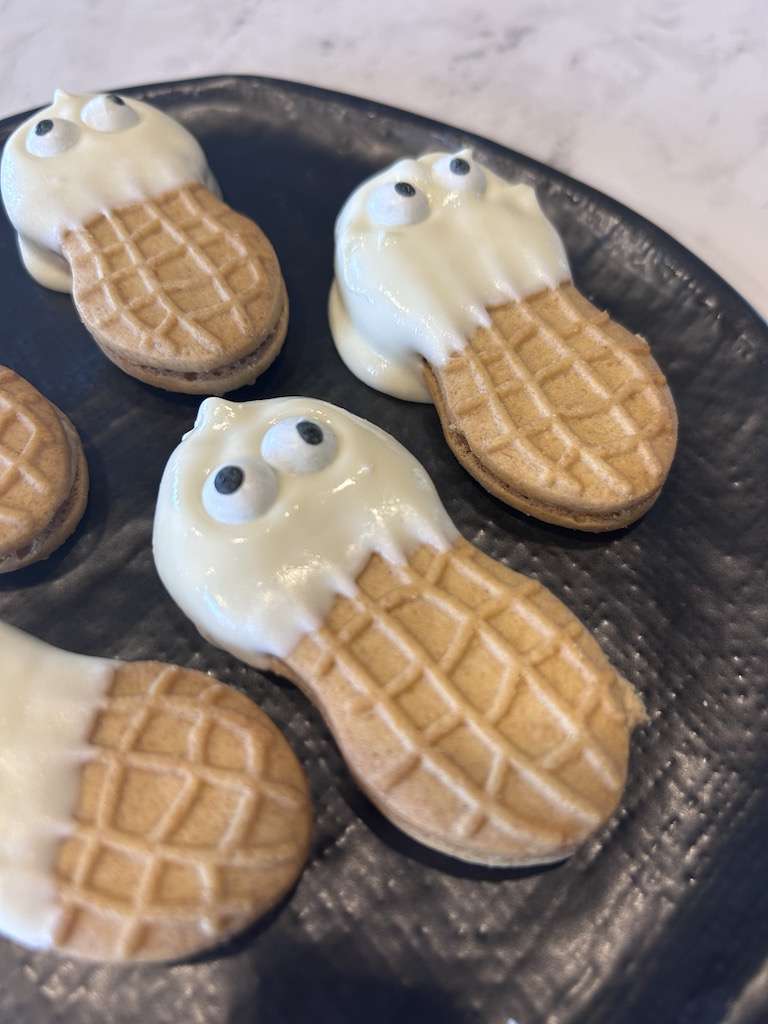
1, 75, 766, 1024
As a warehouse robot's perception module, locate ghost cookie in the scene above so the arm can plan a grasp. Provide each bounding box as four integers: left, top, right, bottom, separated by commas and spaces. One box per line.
0, 622, 311, 961
1, 90, 287, 394
153, 396, 645, 867
0, 366, 88, 573
329, 151, 678, 531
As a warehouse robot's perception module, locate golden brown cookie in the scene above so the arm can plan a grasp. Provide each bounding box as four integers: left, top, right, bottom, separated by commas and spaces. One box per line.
54, 661, 311, 961
1, 91, 288, 395
62, 185, 288, 395
271, 540, 645, 867
0, 366, 88, 573
329, 150, 678, 532
424, 284, 678, 531
0, 621, 312, 962
154, 396, 645, 868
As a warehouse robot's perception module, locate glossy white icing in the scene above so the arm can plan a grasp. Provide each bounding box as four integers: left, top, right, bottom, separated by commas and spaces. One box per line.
330, 149, 571, 401
0, 622, 112, 949
153, 397, 458, 660
0, 89, 219, 292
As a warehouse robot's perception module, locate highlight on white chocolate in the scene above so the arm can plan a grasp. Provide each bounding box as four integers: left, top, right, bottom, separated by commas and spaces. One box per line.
153, 397, 458, 661
0, 89, 219, 292
328, 149, 571, 402
0, 622, 112, 949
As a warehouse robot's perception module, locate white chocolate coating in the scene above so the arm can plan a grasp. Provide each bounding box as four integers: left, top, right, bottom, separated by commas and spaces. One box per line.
330, 150, 571, 402
0, 622, 112, 949
17, 234, 73, 292
153, 397, 458, 661
0, 89, 219, 292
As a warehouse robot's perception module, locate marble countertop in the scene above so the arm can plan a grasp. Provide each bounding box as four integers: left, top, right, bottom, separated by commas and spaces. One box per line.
2, 0, 765, 318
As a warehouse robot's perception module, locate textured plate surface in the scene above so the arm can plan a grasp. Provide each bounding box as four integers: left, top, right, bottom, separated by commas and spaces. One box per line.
1, 75, 766, 1024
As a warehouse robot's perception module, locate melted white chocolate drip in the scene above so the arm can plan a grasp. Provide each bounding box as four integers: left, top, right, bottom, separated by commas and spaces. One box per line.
330, 150, 571, 402
0, 622, 112, 949
1, 89, 219, 292
153, 397, 458, 661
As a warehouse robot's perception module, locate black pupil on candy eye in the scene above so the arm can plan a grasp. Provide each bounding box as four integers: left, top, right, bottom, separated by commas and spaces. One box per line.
214, 465, 244, 494
35, 119, 53, 136
107, 94, 125, 105
394, 181, 416, 198
296, 420, 323, 445
450, 157, 470, 175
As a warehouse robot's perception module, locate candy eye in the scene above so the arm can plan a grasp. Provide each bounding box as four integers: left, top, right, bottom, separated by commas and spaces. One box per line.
80, 93, 139, 133
25, 117, 80, 157
261, 417, 339, 474
202, 456, 278, 523
433, 153, 487, 195
366, 180, 430, 227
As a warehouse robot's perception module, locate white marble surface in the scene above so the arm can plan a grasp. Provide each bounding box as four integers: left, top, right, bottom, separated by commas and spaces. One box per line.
2, 0, 766, 317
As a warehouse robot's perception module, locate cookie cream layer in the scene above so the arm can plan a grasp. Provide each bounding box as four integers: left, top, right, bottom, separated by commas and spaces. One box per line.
153, 397, 458, 660
330, 150, 571, 402
0, 622, 112, 949
0, 89, 219, 292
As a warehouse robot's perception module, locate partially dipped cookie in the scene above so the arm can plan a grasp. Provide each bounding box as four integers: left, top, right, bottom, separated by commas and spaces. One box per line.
329, 151, 678, 531
0, 366, 88, 573
1, 91, 287, 394
0, 622, 311, 961
154, 397, 645, 867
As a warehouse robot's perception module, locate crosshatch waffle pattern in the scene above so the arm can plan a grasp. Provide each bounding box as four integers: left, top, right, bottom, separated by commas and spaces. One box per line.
62, 184, 282, 372
0, 368, 72, 553
287, 539, 644, 865
53, 663, 311, 961
432, 284, 677, 514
